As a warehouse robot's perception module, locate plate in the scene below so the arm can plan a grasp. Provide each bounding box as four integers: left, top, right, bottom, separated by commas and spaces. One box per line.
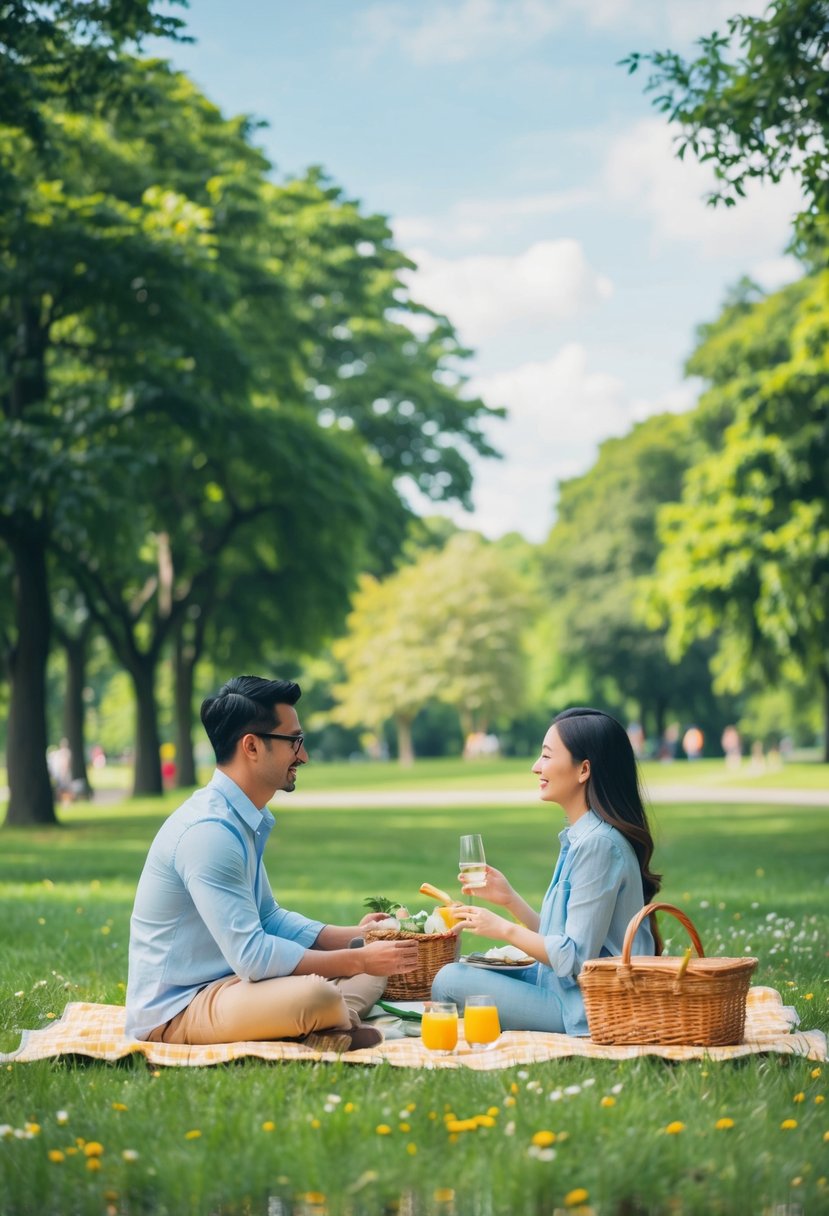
460, 953, 535, 972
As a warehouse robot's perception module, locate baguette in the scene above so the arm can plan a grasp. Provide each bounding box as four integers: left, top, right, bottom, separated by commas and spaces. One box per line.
419, 881, 454, 905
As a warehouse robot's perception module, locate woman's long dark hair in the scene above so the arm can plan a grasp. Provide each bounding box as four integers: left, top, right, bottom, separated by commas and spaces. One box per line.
553, 707, 663, 954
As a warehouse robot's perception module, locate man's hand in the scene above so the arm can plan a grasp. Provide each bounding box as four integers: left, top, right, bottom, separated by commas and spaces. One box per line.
358, 911, 396, 927
361, 938, 419, 976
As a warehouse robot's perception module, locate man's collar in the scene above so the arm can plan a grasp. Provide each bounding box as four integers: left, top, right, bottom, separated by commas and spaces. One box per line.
209, 769, 274, 831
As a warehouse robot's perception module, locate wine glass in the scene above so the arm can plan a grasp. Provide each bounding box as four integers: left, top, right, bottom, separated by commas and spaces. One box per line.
459, 834, 486, 889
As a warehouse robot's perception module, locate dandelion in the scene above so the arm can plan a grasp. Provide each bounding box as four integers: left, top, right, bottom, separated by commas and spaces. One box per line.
84, 1142, 104, 1157
407, 1143, 418, 1155
433, 1189, 455, 1203
261, 1121, 275, 1132
715, 1118, 734, 1130
816, 1096, 825, 1105
375, 1124, 392, 1135
804, 993, 814, 1000
184, 1130, 202, 1140
475, 1115, 496, 1128
600, 1096, 616, 1108
48, 1150, 65, 1163
504, 1096, 516, 1107
24, 1123, 41, 1136
564, 1188, 589, 1207
310, 1118, 321, 1129
510, 1082, 519, 1094
112, 1102, 128, 1112
793, 1092, 806, 1103
823, 1131, 829, 1142
487, 1106, 499, 1117
344, 1103, 355, 1113
811, 1067, 822, 1079
301, 1193, 326, 1206
665, 1122, 685, 1135
531, 1130, 556, 1147
86, 1158, 101, 1172
399, 1122, 411, 1133
122, 1150, 139, 1162
780, 1119, 798, 1130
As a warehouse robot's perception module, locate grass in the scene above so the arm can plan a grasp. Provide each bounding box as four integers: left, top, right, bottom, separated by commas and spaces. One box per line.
0, 776, 827, 1215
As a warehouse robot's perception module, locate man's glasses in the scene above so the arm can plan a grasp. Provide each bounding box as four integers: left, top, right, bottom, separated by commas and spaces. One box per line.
253, 731, 305, 756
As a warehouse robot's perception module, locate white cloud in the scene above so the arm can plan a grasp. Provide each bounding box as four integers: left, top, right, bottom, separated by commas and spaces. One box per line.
404, 239, 612, 345
393, 188, 595, 249
417, 345, 650, 540
359, 0, 562, 64
580, 0, 769, 41
604, 118, 801, 266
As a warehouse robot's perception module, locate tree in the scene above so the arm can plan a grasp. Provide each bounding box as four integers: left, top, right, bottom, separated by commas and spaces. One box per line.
540, 413, 725, 742
624, 0, 829, 250
648, 271, 829, 758
332, 533, 534, 762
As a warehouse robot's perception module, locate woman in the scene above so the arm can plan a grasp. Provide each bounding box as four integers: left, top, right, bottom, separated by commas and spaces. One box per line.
432, 707, 661, 1035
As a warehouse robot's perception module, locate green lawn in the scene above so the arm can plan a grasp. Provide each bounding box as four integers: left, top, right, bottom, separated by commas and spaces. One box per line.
0, 786, 826, 1215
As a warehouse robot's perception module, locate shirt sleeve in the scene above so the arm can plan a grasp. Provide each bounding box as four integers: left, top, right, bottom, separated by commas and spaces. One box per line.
259, 866, 324, 945
542, 832, 625, 985
174, 821, 308, 980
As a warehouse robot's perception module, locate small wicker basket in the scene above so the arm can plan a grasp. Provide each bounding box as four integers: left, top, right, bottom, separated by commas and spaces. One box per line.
578, 902, 757, 1046
363, 926, 460, 1000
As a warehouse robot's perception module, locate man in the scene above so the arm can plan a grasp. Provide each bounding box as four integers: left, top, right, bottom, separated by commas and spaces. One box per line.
125, 675, 417, 1051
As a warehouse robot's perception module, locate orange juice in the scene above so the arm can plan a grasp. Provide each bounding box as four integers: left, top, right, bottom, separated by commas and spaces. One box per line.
464, 1003, 501, 1047
421, 1007, 458, 1053
437, 905, 459, 929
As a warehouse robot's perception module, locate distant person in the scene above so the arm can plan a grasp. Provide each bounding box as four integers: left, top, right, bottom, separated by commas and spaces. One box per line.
126, 676, 418, 1050
659, 721, 680, 762
749, 739, 766, 773
721, 725, 742, 770
682, 725, 704, 761
432, 708, 661, 1033
48, 738, 73, 804
627, 720, 645, 759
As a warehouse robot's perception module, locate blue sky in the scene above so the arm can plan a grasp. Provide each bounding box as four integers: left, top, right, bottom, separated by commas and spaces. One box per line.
153, 0, 800, 540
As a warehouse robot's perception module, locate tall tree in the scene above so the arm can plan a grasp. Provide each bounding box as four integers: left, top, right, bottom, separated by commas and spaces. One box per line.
649, 271, 829, 758
540, 412, 724, 742
332, 533, 533, 761
624, 0, 829, 251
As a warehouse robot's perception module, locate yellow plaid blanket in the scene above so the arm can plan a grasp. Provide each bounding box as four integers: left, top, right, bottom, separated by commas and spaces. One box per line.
2, 987, 823, 1068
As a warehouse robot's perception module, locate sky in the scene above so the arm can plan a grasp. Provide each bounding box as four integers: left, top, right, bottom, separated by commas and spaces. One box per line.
150, 0, 801, 541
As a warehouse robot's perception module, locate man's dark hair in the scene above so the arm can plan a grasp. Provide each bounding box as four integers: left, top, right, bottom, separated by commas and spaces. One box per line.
200, 676, 301, 764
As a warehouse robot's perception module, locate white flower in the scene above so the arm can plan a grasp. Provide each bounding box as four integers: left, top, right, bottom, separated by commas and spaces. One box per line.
0, 1125, 13, 1138
582, 1077, 596, 1087
548, 1089, 562, 1101
56, 1111, 69, 1126
564, 1085, 582, 1096
122, 1149, 139, 1162
327, 1094, 341, 1104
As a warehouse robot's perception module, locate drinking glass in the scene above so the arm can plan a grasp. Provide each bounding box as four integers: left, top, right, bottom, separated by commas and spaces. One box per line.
459, 834, 487, 888
463, 995, 501, 1050
420, 1001, 458, 1055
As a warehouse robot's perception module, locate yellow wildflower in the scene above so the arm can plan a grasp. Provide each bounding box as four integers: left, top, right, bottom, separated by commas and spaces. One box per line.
261, 1121, 275, 1132
48, 1150, 65, 1163
665, 1122, 685, 1135
531, 1130, 556, 1148
816, 1096, 825, 1104
504, 1096, 516, 1107
86, 1158, 101, 1172
793, 1092, 806, 1103
407, 1143, 418, 1155
475, 1115, 496, 1128
433, 1190, 455, 1203
446, 1118, 477, 1133
24, 1123, 40, 1136
715, 1118, 734, 1130
344, 1102, 355, 1113
564, 1188, 589, 1207
301, 1193, 326, 1206
184, 1129, 202, 1140
375, 1124, 392, 1135
310, 1118, 321, 1129
112, 1102, 128, 1112
811, 1067, 822, 1079
487, 1106, 499, 1117
780, 1119, 798, 1130
510, 1082, 519, 1094
804, 993, 814, 1000
600, 1096, 616, 1108
84, 1142, 104, 1157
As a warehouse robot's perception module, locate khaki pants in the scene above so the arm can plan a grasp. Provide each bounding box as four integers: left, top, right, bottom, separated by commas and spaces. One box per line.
147, 972, 386, 1045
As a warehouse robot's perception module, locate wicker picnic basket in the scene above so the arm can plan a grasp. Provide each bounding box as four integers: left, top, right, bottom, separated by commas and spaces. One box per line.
363, 926, 461, 1000
578, 902, 757, 1046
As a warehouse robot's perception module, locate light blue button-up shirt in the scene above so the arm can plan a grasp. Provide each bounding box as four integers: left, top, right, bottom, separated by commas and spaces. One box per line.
125, 770, 323, 1040
535, 808, 654, 1035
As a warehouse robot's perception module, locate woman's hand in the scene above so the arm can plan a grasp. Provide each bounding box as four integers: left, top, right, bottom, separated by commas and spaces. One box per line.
451, 904, 510, 940
458, 865, 514, 905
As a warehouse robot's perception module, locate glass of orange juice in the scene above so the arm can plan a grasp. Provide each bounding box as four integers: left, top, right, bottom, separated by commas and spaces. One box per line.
421, 1001, 458, 1055
463, 995, 501, 1050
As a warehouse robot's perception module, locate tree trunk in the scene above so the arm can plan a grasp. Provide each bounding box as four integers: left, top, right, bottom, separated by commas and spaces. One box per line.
173, 628, 197, 788
131, 658, 163, 795
63, 630, 92, 799
395, 715, 415, 766
822, 669, 829, 764
4, 532, 57, 826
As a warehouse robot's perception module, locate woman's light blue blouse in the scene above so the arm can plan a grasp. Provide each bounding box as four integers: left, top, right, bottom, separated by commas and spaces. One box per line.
535, 808, 654, 1035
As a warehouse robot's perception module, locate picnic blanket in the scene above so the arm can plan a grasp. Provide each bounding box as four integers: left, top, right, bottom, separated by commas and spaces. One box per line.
1, 987, 824, 1068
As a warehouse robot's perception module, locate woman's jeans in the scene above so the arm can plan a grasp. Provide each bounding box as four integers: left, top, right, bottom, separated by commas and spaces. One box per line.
431, 962, 567, 1033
